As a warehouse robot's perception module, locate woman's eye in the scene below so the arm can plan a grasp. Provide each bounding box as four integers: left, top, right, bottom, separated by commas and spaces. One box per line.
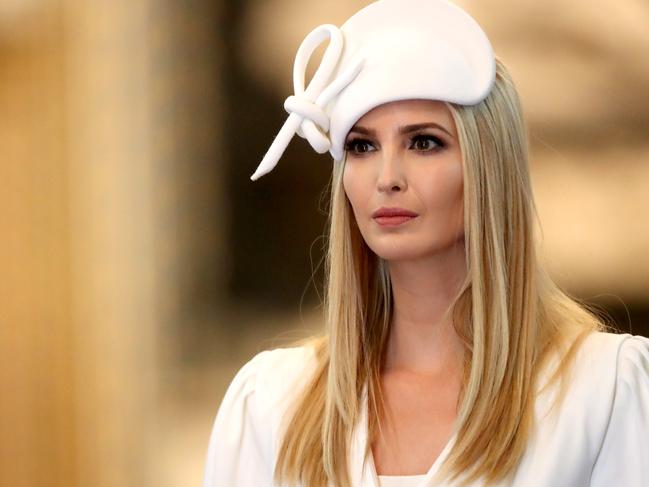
344, 134, 445, 155
344, 138, 375, 155
411, 134, 444, 152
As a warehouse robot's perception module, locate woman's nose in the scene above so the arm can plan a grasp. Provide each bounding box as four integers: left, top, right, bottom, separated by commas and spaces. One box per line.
376, 147, 407, 193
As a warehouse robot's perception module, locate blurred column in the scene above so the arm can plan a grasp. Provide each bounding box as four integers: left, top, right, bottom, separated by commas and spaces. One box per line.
0, 2, 75, 486
63, 1, 159, 486
63, 0, 226, 486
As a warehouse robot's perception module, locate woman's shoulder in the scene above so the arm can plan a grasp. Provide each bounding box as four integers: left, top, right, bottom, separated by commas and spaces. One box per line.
586, 331, 649, 484
229, 342, 320, 423
513, 332, 649, 485
580, 329, 649, 354
573, 331, 649, 381
554, 331, 648, 407
203, 342, 320, 486
227, 342, 319, 405
532, 331, 648, 448
249, 343, 320, 402
535, 331, 644, 400
574, 330, 649, 422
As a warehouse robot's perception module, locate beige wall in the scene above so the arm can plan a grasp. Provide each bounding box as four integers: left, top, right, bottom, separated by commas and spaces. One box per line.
0, 1, 225, 486
0, 3, 75, 486
64, 2, 158, 485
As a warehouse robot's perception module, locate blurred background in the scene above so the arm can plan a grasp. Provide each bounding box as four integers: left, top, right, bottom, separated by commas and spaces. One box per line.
0, 0, 647, 486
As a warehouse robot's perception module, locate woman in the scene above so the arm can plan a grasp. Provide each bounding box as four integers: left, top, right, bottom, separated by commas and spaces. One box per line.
203, 1, 649, 486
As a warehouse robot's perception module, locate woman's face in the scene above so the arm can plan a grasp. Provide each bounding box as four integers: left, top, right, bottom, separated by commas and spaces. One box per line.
342, 99, 464, 262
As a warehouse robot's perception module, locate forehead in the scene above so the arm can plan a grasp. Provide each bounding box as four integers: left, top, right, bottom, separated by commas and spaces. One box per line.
351, 99, 456, 135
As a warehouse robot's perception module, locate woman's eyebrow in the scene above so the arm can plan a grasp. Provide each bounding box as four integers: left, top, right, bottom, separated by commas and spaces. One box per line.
348, 122, 453, 137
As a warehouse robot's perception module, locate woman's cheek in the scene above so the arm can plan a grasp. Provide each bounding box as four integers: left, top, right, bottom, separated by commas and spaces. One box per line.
343, 168, 369, 215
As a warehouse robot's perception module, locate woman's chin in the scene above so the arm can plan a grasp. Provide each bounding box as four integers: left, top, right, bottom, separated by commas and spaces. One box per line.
367, 237, 463, 263
368, 245, 429, 263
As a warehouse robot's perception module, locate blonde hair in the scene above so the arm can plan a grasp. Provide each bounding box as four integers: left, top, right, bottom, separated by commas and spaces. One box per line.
272, 57, 616, 487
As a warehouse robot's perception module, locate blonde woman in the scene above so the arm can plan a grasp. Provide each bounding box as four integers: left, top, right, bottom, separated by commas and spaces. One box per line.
203, 1, 649, 486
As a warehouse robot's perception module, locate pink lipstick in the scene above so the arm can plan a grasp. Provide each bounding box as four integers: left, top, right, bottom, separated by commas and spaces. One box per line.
372, 207, 418, 227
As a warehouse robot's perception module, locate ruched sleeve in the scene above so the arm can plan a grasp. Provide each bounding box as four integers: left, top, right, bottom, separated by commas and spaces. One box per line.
202, 350, 273, 487
590, 334, 649, 486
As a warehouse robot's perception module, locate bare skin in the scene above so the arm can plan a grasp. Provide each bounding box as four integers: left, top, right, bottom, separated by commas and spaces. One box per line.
342, 99, 467, 475
372, 366, 462, 475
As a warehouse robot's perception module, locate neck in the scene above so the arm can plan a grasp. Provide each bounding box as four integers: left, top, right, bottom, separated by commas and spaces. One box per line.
383, 239, 467, 376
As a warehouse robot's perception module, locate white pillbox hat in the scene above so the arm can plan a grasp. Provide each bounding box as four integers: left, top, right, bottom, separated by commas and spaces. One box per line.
251, 0, 496, 181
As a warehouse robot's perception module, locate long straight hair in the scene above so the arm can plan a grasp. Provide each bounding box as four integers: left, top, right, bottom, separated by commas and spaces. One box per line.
273, 57, 614, 487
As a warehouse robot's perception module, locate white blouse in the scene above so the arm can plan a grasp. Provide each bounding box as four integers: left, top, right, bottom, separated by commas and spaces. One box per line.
378, 475, 428, 487
203, 332, 649, 486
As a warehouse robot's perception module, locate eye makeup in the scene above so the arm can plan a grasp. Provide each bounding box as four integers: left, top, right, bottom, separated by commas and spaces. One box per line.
344, 133, 446, 156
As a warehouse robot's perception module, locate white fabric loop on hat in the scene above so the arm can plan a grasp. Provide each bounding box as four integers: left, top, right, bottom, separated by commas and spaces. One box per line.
283, 95, 330, 153
250, 24, 364, 181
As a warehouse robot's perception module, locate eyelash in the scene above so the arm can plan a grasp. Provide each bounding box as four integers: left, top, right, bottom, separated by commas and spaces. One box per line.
344, 134, 445, 156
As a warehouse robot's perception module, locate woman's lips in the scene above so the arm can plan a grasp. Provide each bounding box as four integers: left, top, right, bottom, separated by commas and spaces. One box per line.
371, 207, 418, 227
373, 215, 417, 226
